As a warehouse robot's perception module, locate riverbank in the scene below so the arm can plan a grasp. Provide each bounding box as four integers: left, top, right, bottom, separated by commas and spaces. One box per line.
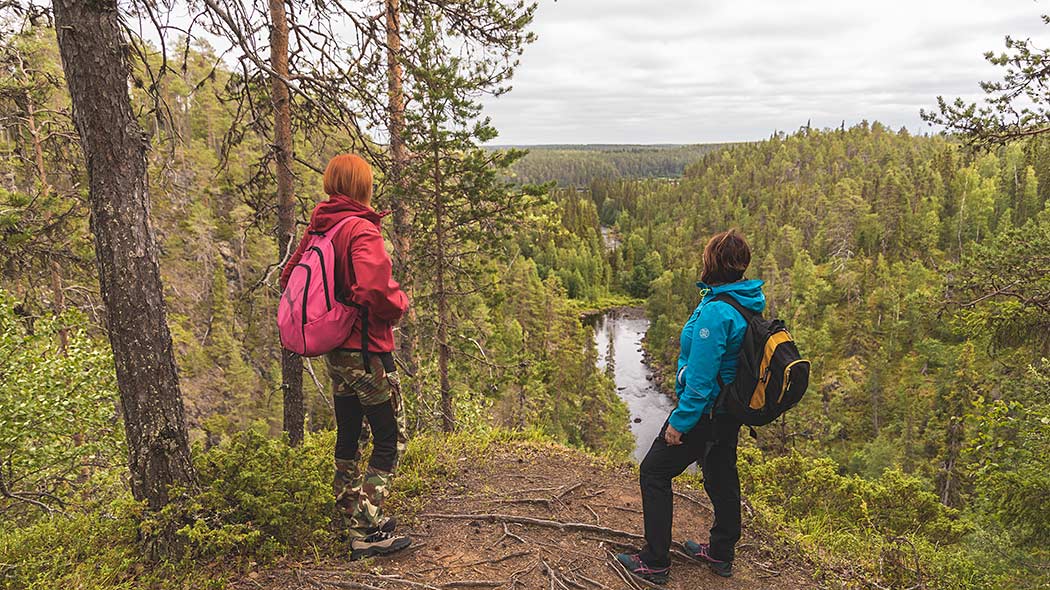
591, 306, 677, 461
570, 295, 646, 321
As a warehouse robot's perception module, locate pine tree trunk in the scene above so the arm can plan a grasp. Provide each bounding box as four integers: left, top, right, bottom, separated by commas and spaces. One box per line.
52, 0, 196, 510
269, 0, 305, 446
433, 139, 453, 432
23, 88, 68, 352
385, 0, 419, 384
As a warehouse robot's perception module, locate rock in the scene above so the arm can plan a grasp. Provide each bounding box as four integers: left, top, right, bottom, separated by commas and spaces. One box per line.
633, 417, 642, 423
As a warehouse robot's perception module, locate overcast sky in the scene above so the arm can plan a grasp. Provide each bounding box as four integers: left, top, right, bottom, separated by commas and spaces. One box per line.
480, 0, 1050, 145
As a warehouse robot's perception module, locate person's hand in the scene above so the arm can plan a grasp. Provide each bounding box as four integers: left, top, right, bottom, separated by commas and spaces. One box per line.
665, 425, 683, 446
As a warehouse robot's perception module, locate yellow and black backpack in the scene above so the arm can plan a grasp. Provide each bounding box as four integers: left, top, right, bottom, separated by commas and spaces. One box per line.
712, 293, 811, 426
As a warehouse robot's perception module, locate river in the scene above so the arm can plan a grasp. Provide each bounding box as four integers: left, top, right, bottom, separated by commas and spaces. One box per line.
593, 308, 677, 462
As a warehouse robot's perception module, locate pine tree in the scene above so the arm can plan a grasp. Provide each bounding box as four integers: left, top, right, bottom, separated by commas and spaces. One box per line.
52, 0, 197, 512
400, 5, 536, 431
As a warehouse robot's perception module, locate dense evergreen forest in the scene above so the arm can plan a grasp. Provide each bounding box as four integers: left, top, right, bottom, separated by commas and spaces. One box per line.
501, 143, 731, 186
0, 2, 1048, 590
605, 124, 1050, 586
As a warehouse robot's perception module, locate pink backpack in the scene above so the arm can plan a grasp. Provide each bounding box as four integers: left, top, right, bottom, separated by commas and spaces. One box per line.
277, 216, 367, 357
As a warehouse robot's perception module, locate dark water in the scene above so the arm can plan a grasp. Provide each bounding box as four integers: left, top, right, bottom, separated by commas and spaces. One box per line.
593, 309, 676, 462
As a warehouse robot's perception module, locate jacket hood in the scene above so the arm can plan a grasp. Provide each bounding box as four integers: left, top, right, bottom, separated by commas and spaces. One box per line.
698, 278, 766, 313
308, 194, 387, 231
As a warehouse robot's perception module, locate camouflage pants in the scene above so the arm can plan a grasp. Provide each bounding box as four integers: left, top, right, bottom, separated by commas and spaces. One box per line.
327, 350, 408, 539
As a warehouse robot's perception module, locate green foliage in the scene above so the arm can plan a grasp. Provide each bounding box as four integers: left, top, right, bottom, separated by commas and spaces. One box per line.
0, 428, 555, 590
965, 360, 1050, 548
0, 497, 211, 590
709, 449, 1010, 590
947, 216, 1050, 352
596, 124, 1050, 586
922, 13, 1050, 147
0, 292, 123, 524
151, 428, 332, 560
739, 450, 970, 545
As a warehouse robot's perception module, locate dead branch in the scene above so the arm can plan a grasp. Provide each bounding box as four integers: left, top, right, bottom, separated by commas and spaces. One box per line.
418, 550, 531, 573
554, 482, 583, 501
672, 490, 712, 513
421, 513, 644, 542
497, 522, 526, 545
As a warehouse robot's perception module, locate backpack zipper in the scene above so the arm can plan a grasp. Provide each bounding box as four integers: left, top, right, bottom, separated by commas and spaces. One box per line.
308, 246, 332, 311
777, 359, 809, 404
294, 263, 312, 345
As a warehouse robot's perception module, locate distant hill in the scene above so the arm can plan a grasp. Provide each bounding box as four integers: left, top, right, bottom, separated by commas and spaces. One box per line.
492, 143, 735, 186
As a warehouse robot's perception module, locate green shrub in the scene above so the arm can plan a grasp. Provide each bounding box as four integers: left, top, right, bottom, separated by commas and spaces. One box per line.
0, 294, 124, 525
0, 427, 556, 589
150, 427, 334, 561
722, 448, 992, 589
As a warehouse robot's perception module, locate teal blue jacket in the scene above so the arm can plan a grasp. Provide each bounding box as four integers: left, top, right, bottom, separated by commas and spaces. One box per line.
670, 279, 766, 434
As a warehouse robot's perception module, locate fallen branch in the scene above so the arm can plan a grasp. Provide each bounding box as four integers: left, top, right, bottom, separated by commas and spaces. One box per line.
418, 550, 532, 573
421, 513, 644, 541
555, 482, 583, 500
605, 553, 643, 590
591, 503, 641, 515
574, 571, 616, 590
497, 522, 526, 545
354, 572, 440, 589
672, 490, 712, 513
483, 497, 553, 508
542, 561, 573, 590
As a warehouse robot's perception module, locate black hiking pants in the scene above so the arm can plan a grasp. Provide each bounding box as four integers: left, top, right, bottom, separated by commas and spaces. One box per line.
638, 414, 742, 568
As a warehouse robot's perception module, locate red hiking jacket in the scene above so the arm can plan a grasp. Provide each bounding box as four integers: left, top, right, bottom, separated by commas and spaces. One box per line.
279, 195, 408, 353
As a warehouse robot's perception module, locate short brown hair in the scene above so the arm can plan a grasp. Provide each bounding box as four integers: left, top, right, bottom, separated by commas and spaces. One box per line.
323, 153, 373, 201
701, 229, 751, 285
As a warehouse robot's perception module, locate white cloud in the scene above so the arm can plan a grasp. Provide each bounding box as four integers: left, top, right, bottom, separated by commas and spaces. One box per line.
483, 0, 1050, 144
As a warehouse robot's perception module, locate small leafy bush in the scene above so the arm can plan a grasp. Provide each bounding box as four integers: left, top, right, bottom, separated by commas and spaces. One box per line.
717, 448, 1010, 589
150, 428, 334, 561
739, 449, 970, 544
0, 293, 124, 525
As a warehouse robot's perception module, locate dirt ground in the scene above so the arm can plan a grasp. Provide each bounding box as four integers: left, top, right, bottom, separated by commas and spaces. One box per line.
234, 441, 821, 590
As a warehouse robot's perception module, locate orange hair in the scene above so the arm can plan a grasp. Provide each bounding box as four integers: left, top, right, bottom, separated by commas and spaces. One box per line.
323, 153, 374, 201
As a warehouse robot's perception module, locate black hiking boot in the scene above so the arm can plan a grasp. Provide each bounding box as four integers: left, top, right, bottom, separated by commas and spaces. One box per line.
376, 516, 397, 533
614, 552, 670, 585
334, 516, 396, 540
681, 540, 732, 578
350, 531, 411, 561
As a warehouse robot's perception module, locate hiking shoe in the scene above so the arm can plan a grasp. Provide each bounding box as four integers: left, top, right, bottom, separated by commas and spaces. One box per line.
614, 552, 669, 585
335, 516, 396, 540
681, 540, 732, 578
376, 516, 397, 533
350, 531, 411, 561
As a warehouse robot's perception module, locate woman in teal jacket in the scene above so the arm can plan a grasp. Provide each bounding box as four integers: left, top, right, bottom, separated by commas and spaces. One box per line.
617, 229, 764, 584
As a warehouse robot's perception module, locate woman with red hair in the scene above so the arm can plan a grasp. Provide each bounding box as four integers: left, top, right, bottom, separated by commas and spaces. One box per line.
280, 153, 411, 560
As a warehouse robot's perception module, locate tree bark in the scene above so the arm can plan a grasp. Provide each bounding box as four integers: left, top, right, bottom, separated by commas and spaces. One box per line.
52, 0, 196, 510
385, 0, 419, 385
432, 130, 453, 432
269, 0, 305, 445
